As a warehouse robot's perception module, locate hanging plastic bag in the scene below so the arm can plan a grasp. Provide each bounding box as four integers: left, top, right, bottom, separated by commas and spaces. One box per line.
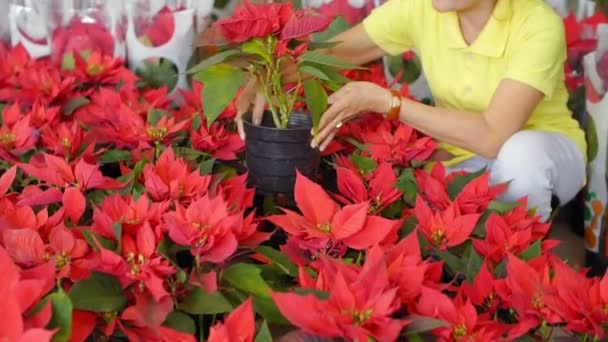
9, 0, 51, 58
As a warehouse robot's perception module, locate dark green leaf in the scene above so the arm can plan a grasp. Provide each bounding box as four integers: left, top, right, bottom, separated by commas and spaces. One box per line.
307, 41, 340, 50
465, 245, 484, 284
241, 38, 271, 63
395, 168, 418, 205
350, 153, 377, 175
61, 96, 90, 117
341, 137, 366, 151
179, 288, 233, 314
403, 314, 447, 335
312, 16, 350, 42
69, 272, 128, 312
252, 295, 288, 325
223, 263, 271, 298
99, 150, 131, 164
199, 158, 216, 175
487, 201, 521, 214
136, 58, 179, 90
300, 51, 362, 70
173, 147, 209, 161
446, 167, 486, 200
519, 240, 541, 261
147, 108, 171, 125
472, 211, 491, 238
303, 79, 328, 132
188, 49, 242, 74
163, 311, 196, 335
191, 114, 203, 131
254, 321, 273, 342
435, 248, 465, 274
196, 63, 244, 126
80, 229, 116, 253
48, 290, 73, 342
112, 221, 122, 253
293, 288, 329, 300
298, 64, 330, 81
255, 246, 298, 277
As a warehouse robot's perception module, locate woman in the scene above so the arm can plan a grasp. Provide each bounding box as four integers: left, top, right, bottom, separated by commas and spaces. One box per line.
236, 0, 586, 221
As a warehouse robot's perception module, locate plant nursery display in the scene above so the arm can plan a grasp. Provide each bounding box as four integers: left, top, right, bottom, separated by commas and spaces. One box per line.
0, 1, 607, 342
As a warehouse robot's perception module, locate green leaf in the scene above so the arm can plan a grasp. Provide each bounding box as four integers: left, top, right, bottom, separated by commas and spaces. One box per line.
293, 288, 329, 300
179, 288, 233, 314
61, 53, 76, 70
69, 272, 128, 312
136, 58, 179, 90
173, 147, 209, 161
163, 311, 196, 335
61, 96, 90, 117
403, 314, 447, 336
99, 150, 131, 164
341, 137, 366, 151
48, 290, 73, 342
188, 49, 242, 74
395, 168, 418, 205
196, 63, 244, 127
199, 158, 216, 175
298, 64, 330, 81
255, 246, 298, 277
519, 240, 541, 261
300, 50, 362, 70
147, 108, 171, 125
313, 16, 350, 42
435, 248, 465, 274
252, 295, 288, 325
112, 221, 122, 253
350, 153, 377, 175
303, 79, 328, 132
586, 115, 599, 161
241, 38, 271, 63
307, 41, 340, 50
446, 167, 486, 200
254, 321, 273, 342
80, 229, 116, 252
465, 245, 484, 284
487, 200, 520, 214
223, 263, 271, 298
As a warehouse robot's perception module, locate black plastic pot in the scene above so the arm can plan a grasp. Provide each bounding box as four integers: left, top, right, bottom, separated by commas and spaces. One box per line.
243, 111, 320, 195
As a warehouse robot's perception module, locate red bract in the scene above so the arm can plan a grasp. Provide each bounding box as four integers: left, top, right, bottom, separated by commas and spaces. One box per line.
416, 288, 506, 341
190, 121, 244, 161
0, 246, 56, 342
461, 262, 499, 313
501, 197, 551, 241
415, 197, 480, 250
143, 115, 189, 146
414, 163, 452, 211
455, 173, 507, 215
215, 1, 293, 43
334, 162, 402, 214
362, 121, 437, 166
46, 225, 91, 280
0, 64, 74, 106
272, 246, 408, 341
67, 50, 136, 91
163, 194, 239, 263
51, 20, 115, 62
40, 121, 85, 159
92, 194, 167, 239
473, 213, 536, 263
268, 172, 398, 255
143, 148, 211, 203
0, 105, 37, 157
208, 297, 255, 342
135, 7, 176, 47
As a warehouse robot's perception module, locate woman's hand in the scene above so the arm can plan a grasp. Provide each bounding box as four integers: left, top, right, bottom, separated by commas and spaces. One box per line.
312, 81, 391, 151
235, 77, 266, 140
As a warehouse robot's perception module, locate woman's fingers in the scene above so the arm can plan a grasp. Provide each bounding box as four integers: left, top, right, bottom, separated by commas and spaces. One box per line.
252, 90, 266, 126
319, 130, 337, 152
313, 103, 346, 150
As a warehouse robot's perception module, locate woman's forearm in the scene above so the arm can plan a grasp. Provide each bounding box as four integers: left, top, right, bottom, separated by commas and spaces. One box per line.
398, 99, 506, 159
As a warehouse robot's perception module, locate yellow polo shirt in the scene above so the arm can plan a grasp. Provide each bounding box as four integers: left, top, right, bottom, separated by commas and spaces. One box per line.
363, 0, 586, 165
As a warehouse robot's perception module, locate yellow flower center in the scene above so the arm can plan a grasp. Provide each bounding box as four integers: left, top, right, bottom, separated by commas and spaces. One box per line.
61, 137, 71, 149
317, 223, 332, 233
124, 217, 141, 225
102, 311, 118, 323
55, 252, 70, 269
146, 126, 168, 140
126, 252, 145, 275
351, 308, 373, 325
532, 294, 543, 310
453, 324, 468, 340
430, 229, 447, 247
0, 133, 16, 146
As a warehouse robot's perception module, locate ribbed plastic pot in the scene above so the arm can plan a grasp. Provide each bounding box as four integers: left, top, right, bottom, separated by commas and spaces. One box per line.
243, 111, 320, 195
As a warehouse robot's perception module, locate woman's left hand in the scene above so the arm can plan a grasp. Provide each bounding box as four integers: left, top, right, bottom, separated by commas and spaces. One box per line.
312, 81, 392, 151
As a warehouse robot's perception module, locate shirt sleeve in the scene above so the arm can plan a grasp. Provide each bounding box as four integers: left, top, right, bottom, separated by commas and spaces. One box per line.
362, 0, 418, 56
503, 13, 566, 98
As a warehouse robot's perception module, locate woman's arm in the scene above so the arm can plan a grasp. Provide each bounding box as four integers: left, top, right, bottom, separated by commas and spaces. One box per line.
397, 79, 543, 159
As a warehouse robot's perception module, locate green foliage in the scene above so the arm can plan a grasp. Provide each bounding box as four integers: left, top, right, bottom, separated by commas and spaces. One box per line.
195, 63, 244, 127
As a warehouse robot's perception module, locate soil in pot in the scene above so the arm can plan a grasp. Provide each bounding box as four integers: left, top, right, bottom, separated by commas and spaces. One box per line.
243, 111, 320, 195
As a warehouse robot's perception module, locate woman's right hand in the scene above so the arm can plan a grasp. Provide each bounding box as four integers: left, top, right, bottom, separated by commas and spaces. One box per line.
235, 77, 267, 140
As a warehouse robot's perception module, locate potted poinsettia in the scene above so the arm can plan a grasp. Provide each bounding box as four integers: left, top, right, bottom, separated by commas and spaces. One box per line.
190, 0, 356, 194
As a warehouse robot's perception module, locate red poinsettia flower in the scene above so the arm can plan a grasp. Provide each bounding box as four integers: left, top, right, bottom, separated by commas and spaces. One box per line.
501, 197, 551, 241
272, 246, 408, 341
215, 1, 294, 43
190, 121, 244, 161
208, 297, 255, 342
46, 225, 91, 280
416, 287, 506, 341
163, 194, 239, 263
494, 255, 568, 339
362, 121, 437, 167
143, 148, 211, 203
29, 102, 60, 130
218, 174, 255, 213
143, 115, 189, 146
455, 173, 507, 215
0, 106, 37, 157
414, 163, 452, 211
0, 245, 56, 342
415, 196, 480, 250
334, 162, 403, 214
267, 172, 399, 256
461, 261, 499, 313
67, 50, 137, 91
40, 121, 85, 159
473, 213, 536, 263
135, 7, 176, 47
51, 19, 115, 62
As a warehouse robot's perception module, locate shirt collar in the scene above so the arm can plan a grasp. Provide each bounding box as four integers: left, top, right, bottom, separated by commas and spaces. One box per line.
443, 0, 512, 58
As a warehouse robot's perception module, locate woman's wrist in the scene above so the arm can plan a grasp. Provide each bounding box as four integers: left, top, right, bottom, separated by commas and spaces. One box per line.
385, 89, 402, 120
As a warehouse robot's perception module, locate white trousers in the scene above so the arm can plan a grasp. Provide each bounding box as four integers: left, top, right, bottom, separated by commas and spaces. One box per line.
446, 131, 586, 221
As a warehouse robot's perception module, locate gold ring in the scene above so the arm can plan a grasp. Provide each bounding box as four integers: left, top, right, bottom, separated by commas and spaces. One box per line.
335, 121, 343, 129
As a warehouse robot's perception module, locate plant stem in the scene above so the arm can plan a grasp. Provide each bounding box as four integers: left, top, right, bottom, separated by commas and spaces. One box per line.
198, 315, 205, 342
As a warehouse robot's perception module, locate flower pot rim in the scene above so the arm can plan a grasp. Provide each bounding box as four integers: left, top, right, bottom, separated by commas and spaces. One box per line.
242, 111, 312, 132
